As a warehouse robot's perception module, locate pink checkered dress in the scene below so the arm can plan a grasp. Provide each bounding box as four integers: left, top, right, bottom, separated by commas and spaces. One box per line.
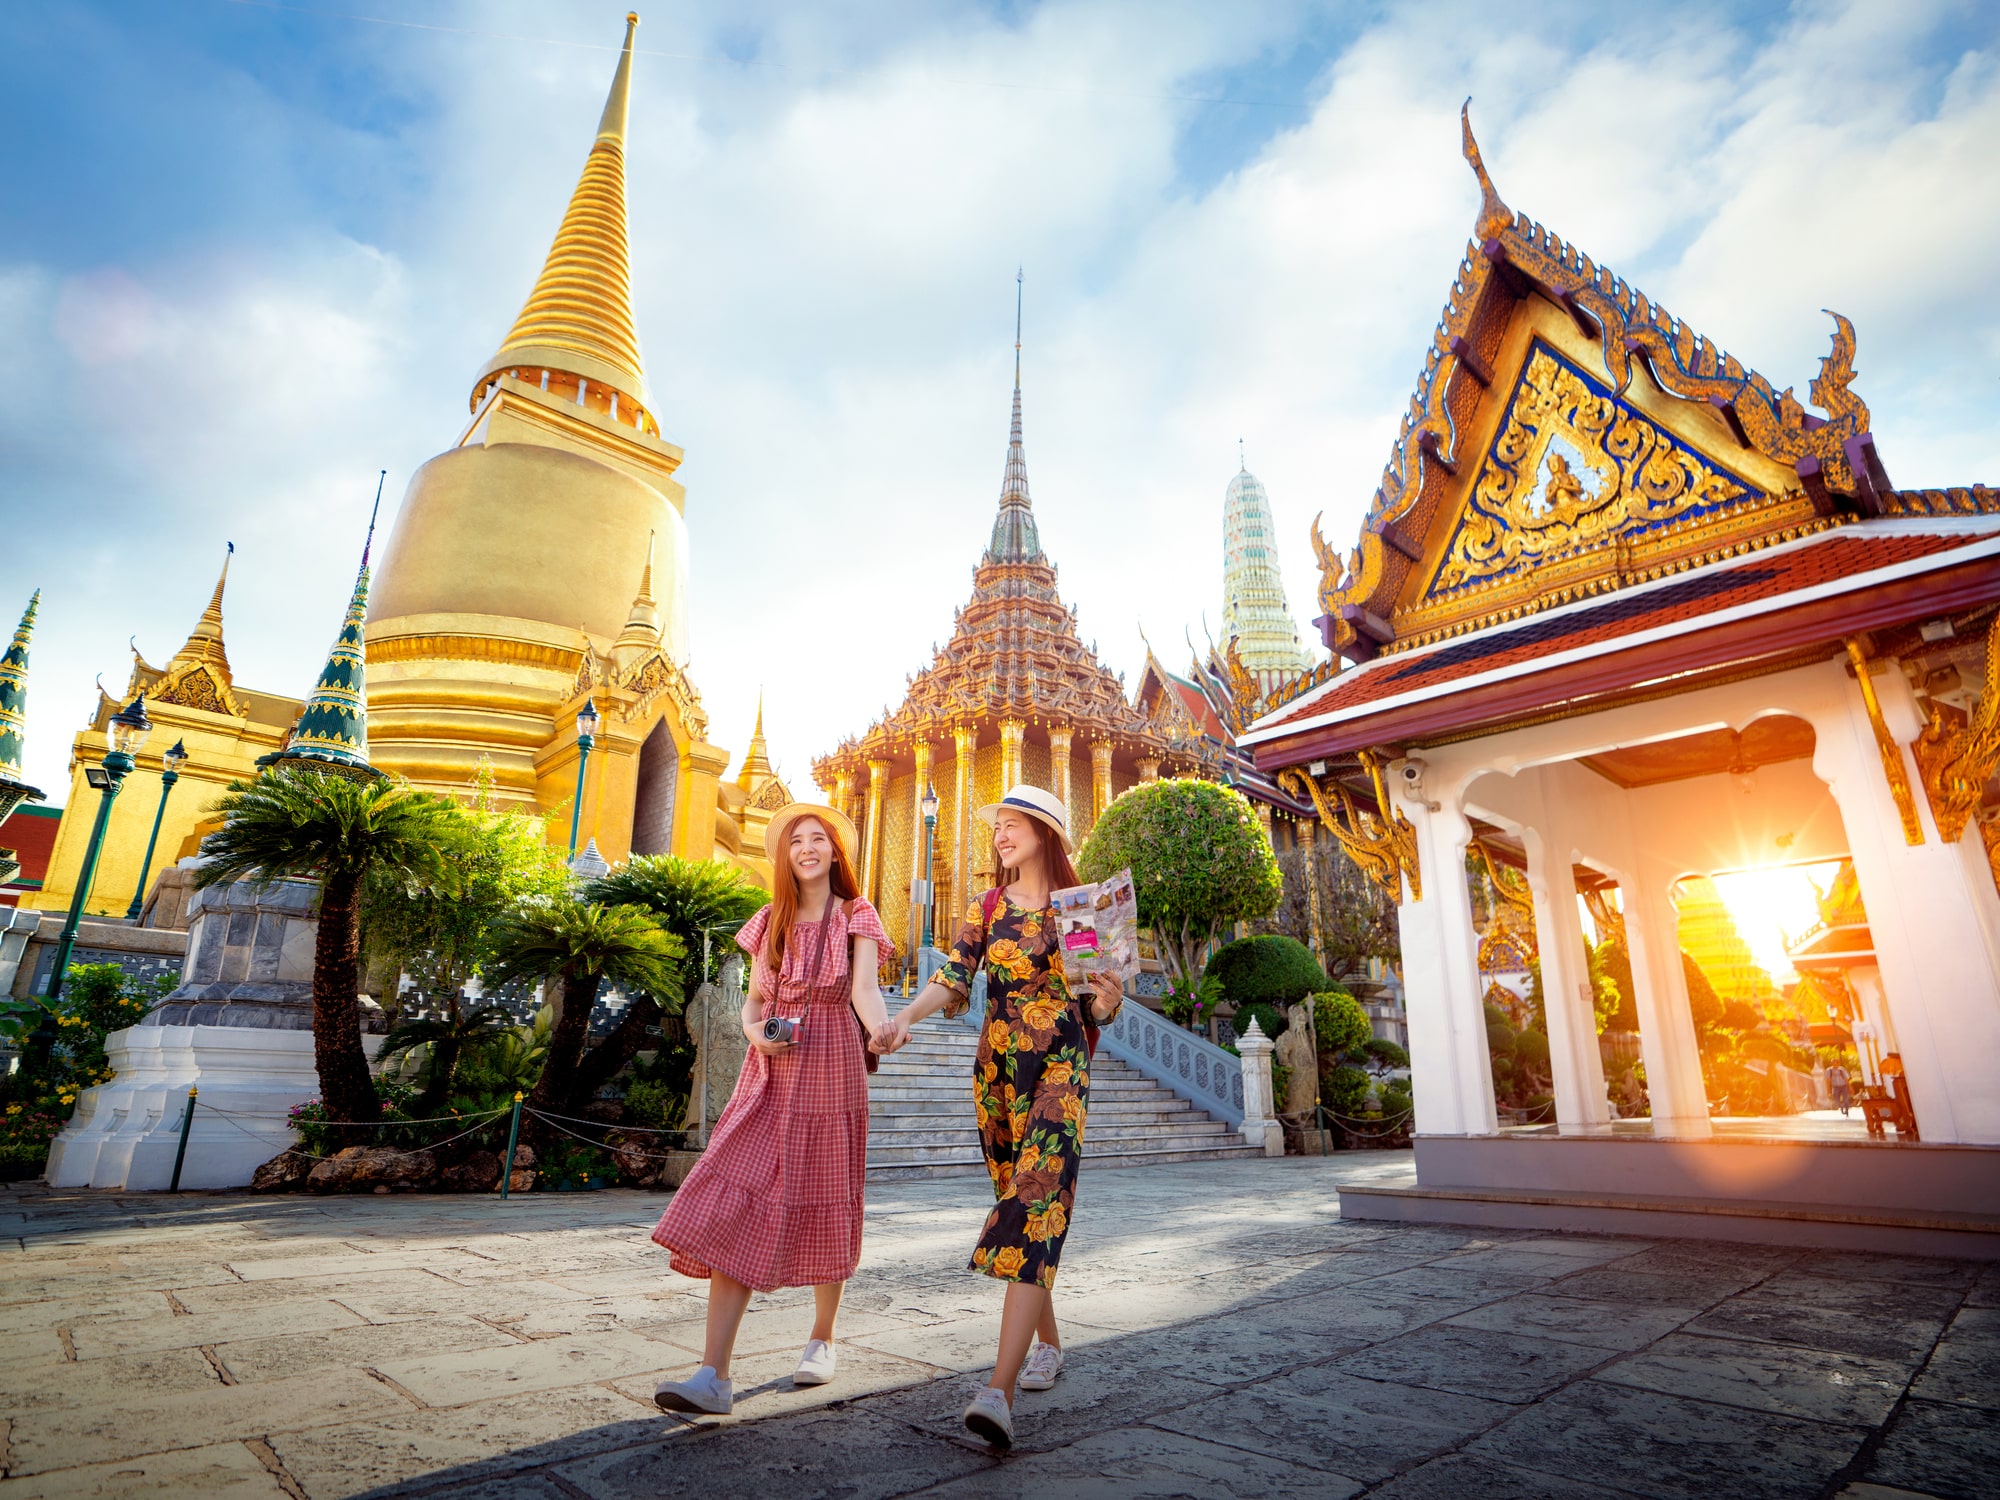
651, 898, 894, 1291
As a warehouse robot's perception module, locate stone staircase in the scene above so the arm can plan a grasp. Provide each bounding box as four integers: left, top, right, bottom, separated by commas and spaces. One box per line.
866, 1016, 1264, 1181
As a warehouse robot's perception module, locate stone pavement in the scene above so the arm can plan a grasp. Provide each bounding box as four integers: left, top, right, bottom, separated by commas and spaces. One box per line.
0, 1155, 1993, 1499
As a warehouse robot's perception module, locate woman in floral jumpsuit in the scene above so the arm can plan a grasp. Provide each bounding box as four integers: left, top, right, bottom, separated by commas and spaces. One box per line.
878, 784, 1123, 1449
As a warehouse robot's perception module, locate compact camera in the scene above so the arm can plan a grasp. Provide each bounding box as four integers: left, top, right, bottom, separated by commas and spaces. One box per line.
760, 1017, 800, 1045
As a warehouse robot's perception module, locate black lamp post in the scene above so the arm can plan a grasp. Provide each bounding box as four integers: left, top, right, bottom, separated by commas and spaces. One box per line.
567, 699, 600, 858
125, 738, 187, 921
46, 694, 152, 1001
920, 781, 940, 951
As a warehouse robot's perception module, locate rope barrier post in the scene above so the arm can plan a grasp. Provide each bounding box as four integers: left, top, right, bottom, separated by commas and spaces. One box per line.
500, 1091, 524, 1199
168, 1085, 197, 1193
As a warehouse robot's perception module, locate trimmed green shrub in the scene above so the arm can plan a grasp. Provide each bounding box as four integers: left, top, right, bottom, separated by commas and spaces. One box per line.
1232, 1002, 1286, 1043
1311, 990, 1371, 1061
1207, 935, 1330, 1008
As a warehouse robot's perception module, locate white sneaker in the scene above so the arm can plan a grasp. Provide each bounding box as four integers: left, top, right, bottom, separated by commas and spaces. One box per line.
962, 1385, 1014, 1448
794, 1338, 837, 1386
1017, 1340, 1064, 1390
654, 1365, 733, 1415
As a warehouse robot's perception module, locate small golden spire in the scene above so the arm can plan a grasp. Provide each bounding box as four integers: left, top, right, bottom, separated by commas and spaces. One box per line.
170, 542, 234, 676
611, 530, 661, 661
473, 12, 648, 415
1460, 100, 1513, 241
738, 690, 773, 788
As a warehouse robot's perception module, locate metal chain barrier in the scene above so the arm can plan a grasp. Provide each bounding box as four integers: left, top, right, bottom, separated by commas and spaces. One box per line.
188, 1101, 511, 1164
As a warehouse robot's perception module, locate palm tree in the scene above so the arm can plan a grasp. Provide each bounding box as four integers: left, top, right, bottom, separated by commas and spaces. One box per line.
484, 898, 684, 1129
196, 769, 463, 1124
588, 855, 765, 985
377, 1003, 516, 1115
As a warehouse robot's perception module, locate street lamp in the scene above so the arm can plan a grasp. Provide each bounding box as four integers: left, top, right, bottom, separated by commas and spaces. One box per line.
920, 782, 940, 952
46, 694, 152, 1001
125, 739, 187, 921
567, 698, 599, 858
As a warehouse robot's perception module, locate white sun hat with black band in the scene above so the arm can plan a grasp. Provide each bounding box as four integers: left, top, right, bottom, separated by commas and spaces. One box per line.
977, 783, 1073, 854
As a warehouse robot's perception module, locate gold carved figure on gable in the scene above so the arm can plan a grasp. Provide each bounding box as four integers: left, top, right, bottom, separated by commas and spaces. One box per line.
1433, 343, 1762, 595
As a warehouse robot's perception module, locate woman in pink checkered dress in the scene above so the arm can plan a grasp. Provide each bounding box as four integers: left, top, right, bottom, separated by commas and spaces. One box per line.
650, 804, 895, 1416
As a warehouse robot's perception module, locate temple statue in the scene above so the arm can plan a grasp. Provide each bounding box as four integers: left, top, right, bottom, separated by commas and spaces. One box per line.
363, 13, 750, 876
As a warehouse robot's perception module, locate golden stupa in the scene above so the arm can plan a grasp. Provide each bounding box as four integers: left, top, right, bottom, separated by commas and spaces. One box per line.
366, 14, 780, 881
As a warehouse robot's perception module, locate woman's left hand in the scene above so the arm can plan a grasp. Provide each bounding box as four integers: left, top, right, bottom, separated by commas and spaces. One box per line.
1086, 970, 1124, 1023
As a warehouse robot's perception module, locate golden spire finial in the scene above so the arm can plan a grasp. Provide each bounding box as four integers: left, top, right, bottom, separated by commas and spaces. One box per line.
170, 542, 234, 676
611, 530, 661, 660
1461, 100, 1513, 241
739, 689, 773, 787
474, 13, 649, 417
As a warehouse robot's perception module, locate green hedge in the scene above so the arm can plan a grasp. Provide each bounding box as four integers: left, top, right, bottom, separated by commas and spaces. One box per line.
1208, 935, 1330, 1007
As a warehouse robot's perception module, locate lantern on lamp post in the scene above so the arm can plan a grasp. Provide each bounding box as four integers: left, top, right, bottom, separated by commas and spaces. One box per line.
46, 694, 152, 1001
125, 739, 187, 921
920, 781, 940, 951
567, 699, 600, 858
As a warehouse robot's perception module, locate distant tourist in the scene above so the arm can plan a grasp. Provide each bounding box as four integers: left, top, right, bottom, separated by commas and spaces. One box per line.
1828, 1062, 1853, 1116
650, 805, 895, 1415
874, 784, 1125, 1450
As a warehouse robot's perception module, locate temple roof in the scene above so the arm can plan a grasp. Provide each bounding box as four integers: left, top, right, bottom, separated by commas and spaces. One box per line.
473, 13, 650, 417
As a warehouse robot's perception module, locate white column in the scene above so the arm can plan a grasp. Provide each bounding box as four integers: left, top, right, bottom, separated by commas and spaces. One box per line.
1813, 660, 2000, 1143
1522, 824, 1609, 1134
1624, 872, 1712, 1139
1234, 1018, 1284, 1156
1400, 802, 1498, 1137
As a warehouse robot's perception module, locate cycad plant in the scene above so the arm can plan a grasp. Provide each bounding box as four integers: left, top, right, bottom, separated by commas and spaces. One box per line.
196, 769, 463, 1124
587, 854, 765, 985
377, 1003, 516, 1116
484, 897, 684, 1128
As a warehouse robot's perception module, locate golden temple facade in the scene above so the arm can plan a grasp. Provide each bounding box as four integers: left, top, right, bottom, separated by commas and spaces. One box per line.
812, 343, 1192, 959
362, 14, 776, 885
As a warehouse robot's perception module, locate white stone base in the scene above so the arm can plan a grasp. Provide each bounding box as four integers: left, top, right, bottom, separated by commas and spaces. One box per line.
45, 1024, 380, 1191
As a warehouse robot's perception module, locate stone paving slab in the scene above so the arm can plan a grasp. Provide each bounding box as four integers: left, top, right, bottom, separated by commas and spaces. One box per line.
0, 1157, 1992, 1498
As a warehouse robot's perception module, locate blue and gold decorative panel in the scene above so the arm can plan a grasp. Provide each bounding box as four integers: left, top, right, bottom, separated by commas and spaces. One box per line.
1430, 341, 1765, 598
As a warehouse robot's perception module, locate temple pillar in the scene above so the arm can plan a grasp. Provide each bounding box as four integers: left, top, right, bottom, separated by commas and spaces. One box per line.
1137, 757, 1161, 783
1625, 872, 1712, 1139
911, 739, 935, 952
1521, 827, 1609, 1134
1398, 799, 1498, 1136
953, 723, 977, 919
833, 769, 854, 828
681, 741, 733, 865
1298, 818, 1324, 963
1048, 725, 1072, 817
861, 758, 889, 903
1091, 740, 1114, 822
1000, 719, 1025, 791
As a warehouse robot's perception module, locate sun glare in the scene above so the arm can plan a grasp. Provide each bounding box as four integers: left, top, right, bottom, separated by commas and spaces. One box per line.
1708, 862, 1846, 985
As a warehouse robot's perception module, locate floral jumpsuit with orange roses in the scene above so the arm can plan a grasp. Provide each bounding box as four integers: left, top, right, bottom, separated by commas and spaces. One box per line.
935, 892, 1090, 1289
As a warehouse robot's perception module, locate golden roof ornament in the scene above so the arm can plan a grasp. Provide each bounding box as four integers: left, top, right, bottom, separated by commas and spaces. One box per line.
1460, 100, 1514, 242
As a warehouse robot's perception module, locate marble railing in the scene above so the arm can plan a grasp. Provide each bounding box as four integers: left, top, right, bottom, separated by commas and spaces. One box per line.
914, 947, 1248, 1130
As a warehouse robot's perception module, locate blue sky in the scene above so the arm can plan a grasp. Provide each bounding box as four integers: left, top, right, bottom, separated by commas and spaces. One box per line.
3, 0, 1997, 807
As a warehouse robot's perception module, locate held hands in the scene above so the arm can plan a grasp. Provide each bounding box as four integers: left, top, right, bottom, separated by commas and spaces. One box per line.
868, 1016, 912, 1055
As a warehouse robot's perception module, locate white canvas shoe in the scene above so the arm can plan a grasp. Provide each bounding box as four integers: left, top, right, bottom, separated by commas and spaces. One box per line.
654, 1365, 733, 1415
962, 1385, 1014, 1448
794, 1338, 837, 1386
1017, 1340, 1065, 1390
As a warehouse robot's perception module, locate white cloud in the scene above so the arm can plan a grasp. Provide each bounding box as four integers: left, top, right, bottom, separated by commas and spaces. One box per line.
2, 0, 1994, 819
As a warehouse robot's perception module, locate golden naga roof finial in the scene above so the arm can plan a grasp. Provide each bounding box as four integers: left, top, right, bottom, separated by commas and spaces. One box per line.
1460, 99, 1513, 242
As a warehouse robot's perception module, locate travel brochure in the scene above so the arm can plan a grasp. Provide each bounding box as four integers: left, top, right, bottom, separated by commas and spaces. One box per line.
1050, 867, 1139, 987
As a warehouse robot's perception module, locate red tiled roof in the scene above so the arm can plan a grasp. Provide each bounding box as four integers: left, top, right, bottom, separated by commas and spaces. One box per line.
1260, 530, 1989, 731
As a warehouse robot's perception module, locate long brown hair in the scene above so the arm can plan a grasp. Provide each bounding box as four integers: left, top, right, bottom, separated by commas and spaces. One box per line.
765, 816, 860, 970
991, 817, 1079, 897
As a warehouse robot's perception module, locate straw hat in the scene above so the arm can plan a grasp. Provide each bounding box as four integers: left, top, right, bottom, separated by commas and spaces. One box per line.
763, 802, 861, 868
977, 783, 1073, 854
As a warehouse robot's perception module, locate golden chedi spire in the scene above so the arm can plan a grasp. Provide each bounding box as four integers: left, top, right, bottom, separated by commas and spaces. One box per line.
738, 692, 774, 790
610, 530, 662, 667
170, 543, 234, 680
152, 543, 243, 717
473, 12, 651, 427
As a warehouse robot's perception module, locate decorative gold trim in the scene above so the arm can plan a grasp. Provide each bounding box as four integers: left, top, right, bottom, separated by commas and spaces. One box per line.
1277, 749, 1421, 903
1912, 610, 1999, 848
1844, 638, 1924, 845
367, 632, 584, 674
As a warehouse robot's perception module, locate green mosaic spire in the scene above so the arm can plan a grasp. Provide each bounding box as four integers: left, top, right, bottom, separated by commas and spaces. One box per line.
0, 591, 46, 819
273, 558, 375, 779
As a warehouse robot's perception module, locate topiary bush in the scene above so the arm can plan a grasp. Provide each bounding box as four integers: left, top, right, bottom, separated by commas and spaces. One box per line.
1208, 935, 1331, 1008
1232, 1001, 1286, 1043
1311, 989, 1371, 1062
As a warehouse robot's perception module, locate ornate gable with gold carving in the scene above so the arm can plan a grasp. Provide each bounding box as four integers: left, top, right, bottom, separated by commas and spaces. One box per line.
616, 650, 708, 741
152, 662, 241, 718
